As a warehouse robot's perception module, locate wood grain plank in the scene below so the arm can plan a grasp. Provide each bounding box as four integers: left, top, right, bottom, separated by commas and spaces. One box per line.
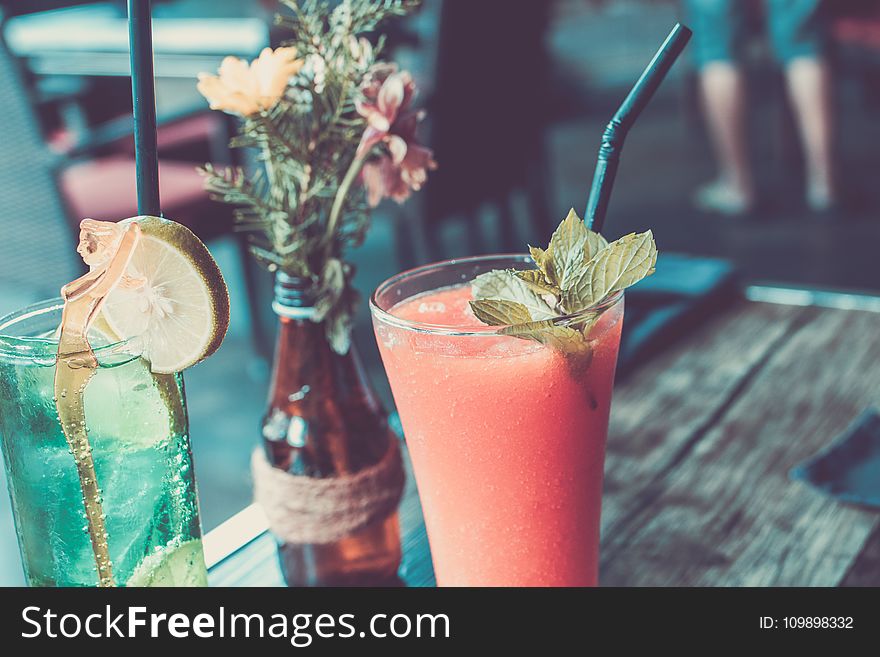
209, 533, 283, 587
601, 307, 880, 586
840, 525, 880, 586
600, 301, 805, 535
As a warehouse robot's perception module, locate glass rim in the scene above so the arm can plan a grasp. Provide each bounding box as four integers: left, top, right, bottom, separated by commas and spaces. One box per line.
0, 298, 137, 360
369, 253, 624, 336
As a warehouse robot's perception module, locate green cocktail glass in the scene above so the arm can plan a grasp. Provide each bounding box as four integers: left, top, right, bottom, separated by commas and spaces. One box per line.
0, 299, 206, 586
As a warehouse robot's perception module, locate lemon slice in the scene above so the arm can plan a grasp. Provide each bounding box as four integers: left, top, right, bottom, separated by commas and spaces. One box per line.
100, 215, 230, 374
126, 538, 208, 587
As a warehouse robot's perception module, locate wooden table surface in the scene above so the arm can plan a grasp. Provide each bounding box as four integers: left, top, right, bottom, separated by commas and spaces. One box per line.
207, 298, 880, 587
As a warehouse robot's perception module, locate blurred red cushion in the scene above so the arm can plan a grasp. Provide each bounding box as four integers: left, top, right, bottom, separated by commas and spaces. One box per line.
60, 155, 230, 240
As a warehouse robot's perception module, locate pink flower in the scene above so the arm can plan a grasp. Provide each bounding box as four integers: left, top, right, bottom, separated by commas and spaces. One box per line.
356, 63, 436, 206
361, 156, 409, 207
356, 64, 416, 155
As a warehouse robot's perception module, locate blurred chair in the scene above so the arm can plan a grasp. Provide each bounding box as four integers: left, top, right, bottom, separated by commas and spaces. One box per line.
402, 0, 555, 266
0, 20, 268, 354
0, 9, 78, 306
0, 13, 233, 245
832, 0, 880, 110
58, 113, 234, 243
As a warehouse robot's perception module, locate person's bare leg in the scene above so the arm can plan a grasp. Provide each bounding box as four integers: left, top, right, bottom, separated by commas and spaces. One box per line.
785, 56, 836, 210
696, 61, 755, 214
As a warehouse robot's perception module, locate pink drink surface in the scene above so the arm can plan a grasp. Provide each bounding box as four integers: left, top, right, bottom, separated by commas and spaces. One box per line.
375, 284, 623, 586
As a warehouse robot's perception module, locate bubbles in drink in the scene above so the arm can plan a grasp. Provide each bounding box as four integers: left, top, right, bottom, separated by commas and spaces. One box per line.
418, 301, 446, 314
392, 285, 483, 328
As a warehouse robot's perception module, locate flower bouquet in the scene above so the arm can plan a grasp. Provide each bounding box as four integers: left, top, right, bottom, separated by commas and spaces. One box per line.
198, 0, 434, 353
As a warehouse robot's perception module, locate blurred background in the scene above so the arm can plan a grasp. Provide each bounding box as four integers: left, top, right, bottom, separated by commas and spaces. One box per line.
1, 0, 879, 584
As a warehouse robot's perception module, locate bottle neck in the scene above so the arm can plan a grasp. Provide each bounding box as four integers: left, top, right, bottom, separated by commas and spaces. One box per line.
263, 274, 389, 477
272, 271, 317, 321
268, 272, 326, 406
267, 270, 359, 408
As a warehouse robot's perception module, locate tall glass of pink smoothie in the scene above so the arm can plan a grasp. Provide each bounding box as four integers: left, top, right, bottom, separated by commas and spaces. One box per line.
370, 254, 624, 586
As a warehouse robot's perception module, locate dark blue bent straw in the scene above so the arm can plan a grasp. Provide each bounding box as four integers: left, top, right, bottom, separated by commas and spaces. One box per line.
584, 23, 692, 232
127, 0, 162, 216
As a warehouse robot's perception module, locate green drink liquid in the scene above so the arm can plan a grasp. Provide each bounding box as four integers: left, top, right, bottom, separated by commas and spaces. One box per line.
0, 302, 206, 586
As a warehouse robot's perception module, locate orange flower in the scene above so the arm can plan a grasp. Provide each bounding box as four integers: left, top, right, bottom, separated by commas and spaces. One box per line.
197, 47, 304, 116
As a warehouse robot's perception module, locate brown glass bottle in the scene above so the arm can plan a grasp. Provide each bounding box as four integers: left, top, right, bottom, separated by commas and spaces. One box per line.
259, 273, 402, 586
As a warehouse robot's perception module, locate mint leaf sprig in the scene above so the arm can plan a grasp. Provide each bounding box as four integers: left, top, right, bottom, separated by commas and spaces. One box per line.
469, 208, 657, 355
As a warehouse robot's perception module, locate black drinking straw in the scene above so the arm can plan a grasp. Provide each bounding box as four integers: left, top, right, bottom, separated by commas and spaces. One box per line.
127, 0, 161, 216
584, 23, 692, 232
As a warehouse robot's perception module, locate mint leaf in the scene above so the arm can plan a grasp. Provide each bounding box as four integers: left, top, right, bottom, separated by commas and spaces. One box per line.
501, 320, 593, 366
501, 320, 582, 349
584, 229, 609, 262
469, 210, 656, 359
528, 245, 557, 286
472, 270, 556, 320
564, 230, 657, 312
548, 209, 589, 287
540, 327, 593, 364
469, 299, 532, 326
545, 208, 610, 290
514, 270, 561, 296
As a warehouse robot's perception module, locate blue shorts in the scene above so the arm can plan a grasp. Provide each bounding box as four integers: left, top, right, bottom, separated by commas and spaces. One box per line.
684, 0, 829, 66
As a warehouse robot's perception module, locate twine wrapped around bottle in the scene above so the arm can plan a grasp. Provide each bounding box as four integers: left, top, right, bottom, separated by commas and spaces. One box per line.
252, 437, 405, 545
